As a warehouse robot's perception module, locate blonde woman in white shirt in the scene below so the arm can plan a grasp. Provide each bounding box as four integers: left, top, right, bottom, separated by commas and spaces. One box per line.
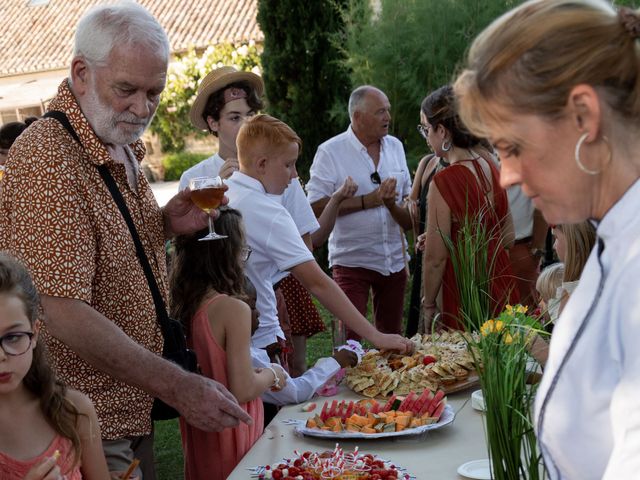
455, 1, 640, 477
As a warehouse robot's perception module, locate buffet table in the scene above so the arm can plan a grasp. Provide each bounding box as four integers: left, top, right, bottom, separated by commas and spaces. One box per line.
228, 387, 488, 479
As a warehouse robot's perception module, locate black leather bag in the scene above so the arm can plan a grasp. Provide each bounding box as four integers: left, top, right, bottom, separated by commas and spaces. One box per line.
42, 111, 198, 421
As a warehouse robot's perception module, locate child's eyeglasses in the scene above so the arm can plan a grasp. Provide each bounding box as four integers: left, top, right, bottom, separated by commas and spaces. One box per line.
241, 246, 252, 262
0, 331, 34, 356
370, 171, 381, 185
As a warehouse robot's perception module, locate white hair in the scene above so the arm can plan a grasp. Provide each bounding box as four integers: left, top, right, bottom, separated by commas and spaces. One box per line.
348, 85, 383, 121
73, 1, 169, 67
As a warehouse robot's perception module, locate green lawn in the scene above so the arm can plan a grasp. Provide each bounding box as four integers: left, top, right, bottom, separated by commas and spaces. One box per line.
153, 288, 412, 478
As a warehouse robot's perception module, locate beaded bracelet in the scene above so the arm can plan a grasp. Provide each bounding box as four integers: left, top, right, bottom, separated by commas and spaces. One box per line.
265, 365, 281, 390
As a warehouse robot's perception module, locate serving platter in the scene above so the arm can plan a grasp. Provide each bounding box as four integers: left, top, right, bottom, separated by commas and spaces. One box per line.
345, 331, 480, 398
289, 404, 454, 440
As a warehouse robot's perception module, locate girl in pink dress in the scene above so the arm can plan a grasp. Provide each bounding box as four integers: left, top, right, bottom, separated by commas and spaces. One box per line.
0, 254, 110, 480
170, 208, 286, 480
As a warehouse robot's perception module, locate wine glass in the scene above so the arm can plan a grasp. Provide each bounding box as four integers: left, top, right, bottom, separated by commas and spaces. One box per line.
189, 176, 227, 241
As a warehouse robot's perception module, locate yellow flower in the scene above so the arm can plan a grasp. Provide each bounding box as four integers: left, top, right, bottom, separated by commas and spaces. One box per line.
504, 333, 513, 344
480, 320, 505, 336
480, 320, 494, 336
516, 304, 528, 314
505, 304, 514, 315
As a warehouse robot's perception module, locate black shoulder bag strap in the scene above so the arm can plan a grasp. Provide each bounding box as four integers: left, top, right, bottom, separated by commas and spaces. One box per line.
44, 110, 197, 420
43, 110, 180, 353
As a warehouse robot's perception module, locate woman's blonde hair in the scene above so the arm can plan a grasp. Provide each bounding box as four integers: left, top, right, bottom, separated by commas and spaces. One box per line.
454, 0, 640, 138
556, 221, 597, 282
536, 262, 565, 303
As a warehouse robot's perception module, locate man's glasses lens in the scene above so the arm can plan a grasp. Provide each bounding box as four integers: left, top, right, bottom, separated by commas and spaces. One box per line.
370, 171, 381, 185
1, 332, 34, 356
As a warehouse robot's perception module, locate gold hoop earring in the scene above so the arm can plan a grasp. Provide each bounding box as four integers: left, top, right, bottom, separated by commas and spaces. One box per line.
574, 133, 611, 175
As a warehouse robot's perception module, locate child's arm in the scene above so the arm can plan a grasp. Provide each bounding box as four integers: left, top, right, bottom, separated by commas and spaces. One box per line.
211, 297, 286, 403
259, 350, 358, 406
66, 389, 110, 480
311, 176, 358, 248
291, 261, 413, 353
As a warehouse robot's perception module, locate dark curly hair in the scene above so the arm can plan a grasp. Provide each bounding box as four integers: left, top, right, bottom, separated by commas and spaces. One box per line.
0, 117, 38, 149
202, 81, 264, 137
169, 208, 248, 334
0, 253, 82, 465
421, 85, 491, 151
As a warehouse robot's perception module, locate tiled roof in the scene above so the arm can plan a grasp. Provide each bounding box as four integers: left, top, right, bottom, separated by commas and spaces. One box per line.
0, 0, 262, 77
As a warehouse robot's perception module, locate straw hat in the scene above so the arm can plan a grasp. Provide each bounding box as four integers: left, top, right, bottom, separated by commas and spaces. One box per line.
189, 66, 264, 131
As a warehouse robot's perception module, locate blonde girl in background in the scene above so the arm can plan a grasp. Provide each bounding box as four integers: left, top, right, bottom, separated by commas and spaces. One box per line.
535, 262, 565, 324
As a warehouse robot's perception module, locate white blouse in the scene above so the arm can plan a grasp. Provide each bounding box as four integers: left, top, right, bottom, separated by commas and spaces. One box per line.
535, 179, 640, 479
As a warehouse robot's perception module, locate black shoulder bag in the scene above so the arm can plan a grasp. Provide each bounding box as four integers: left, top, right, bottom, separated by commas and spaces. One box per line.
43, 111, 198, 420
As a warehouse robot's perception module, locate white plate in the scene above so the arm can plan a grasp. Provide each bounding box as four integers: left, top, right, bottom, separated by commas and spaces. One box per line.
291, 404, 454, 439
457, 459, 492, 479
471, 389, 485, 412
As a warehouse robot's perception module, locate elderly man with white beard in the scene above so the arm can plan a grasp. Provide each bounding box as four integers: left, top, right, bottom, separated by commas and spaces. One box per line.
0, 3, 251, 478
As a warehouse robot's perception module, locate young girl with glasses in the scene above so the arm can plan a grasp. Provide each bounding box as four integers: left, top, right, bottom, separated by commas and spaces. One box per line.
0, 254, 109, 480
169, 208, 287, 480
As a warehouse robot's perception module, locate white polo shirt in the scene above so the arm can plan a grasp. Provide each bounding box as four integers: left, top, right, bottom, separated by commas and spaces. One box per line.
179, 153, 225, 191
306, 126, 411, 275
226, 172, 315, 348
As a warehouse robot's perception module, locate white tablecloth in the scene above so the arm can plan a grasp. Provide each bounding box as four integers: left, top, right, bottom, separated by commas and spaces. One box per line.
228, 388, 488, 479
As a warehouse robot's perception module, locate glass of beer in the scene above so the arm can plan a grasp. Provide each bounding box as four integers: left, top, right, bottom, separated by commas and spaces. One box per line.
189, 176, 227, 241
0, 165, 5, 182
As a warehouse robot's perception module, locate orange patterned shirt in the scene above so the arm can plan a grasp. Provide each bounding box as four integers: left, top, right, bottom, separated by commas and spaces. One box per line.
0, 79, 166, 439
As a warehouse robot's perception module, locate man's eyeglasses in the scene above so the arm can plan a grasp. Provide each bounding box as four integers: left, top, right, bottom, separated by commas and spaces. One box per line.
417, 124, 431, 140
0, 331, 34, 356
241, 246, 252, 262
370, 171, 381, 185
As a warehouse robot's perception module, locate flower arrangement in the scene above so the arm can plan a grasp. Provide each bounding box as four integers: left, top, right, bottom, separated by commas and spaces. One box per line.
472, 305, 546, 480
442, 210, 548, 478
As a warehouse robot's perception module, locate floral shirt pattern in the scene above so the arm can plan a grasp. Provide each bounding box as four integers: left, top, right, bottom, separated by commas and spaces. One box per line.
0, 79, 166, 439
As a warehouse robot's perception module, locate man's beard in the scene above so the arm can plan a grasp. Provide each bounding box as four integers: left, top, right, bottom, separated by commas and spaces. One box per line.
83, 81, 154, 146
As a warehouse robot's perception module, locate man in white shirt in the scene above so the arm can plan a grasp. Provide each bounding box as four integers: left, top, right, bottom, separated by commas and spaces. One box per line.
226, 114, 413, 355
307, 86, 412, 341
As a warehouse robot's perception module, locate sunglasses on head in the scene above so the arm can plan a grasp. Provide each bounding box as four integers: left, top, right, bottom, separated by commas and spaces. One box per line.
370, 171, 381, 185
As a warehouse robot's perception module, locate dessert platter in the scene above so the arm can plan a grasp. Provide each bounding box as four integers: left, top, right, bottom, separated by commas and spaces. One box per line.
249, 444, 413, 479
345, 331, 479, 398
291, 392, 454, 439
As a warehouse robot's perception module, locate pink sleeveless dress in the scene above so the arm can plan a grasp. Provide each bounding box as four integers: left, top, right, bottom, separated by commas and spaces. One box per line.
179, 294, 264, 480
0, 434, 82, 480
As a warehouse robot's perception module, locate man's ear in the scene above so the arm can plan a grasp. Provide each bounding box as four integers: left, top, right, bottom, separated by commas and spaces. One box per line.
206, 116, 219, 134
70, 56, 91, 96
567, 84, 602, 142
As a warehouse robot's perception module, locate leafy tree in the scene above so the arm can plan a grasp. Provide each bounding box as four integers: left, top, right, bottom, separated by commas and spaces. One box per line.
338, 0, 521, 168
257, 0, 351, 180
150, 42, 261, 153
